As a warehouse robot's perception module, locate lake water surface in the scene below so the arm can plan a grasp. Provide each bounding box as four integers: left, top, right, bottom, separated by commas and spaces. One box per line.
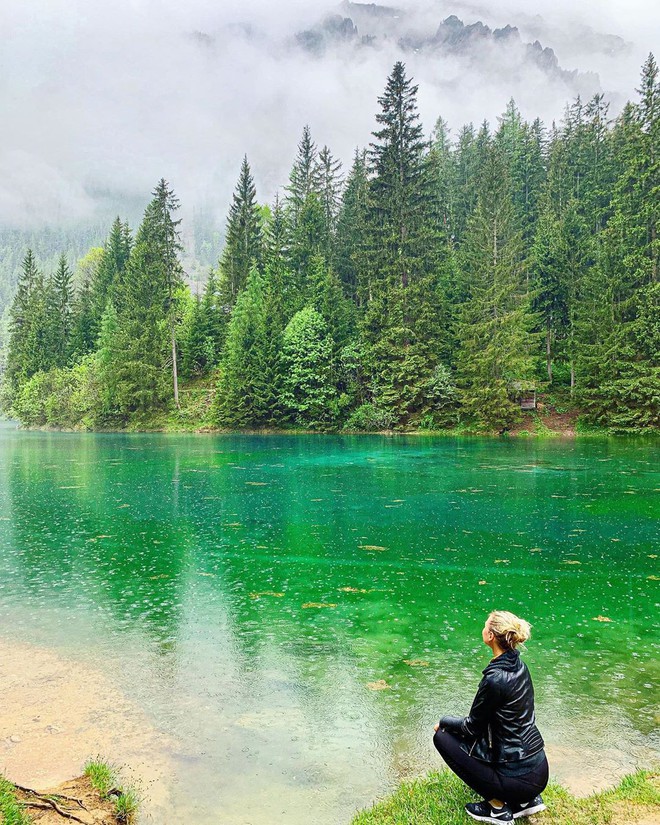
0, 430, 658, 823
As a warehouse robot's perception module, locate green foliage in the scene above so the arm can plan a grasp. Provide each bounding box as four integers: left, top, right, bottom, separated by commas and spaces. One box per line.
109, 179, 184, 414
456, 142, 538, 431
114, 788, 139, 824
3, 56, 660, 435
84, 758, 139, 824
219, 156, 263, 306
83, 759, 114, 796
0, 775, 33, 825
344, 403, 395, 431
351, 769, 660, 825
12, 357, 100, 429
214, 268, 275, 428
280, 306, 337, 427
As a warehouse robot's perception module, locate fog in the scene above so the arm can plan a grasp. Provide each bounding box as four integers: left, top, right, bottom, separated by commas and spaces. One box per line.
1, 0, 658, 229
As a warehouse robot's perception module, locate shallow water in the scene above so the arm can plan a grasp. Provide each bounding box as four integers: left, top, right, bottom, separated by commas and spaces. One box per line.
0, 430, 658, 823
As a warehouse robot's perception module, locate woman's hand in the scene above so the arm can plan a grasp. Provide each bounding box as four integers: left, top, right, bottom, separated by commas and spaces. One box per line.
433, 723, 440, 732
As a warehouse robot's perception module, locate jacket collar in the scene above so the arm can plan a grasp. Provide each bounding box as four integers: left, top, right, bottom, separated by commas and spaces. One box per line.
483, 648, 520, 675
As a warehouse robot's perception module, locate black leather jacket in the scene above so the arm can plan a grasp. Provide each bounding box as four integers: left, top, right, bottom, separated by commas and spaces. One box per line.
439, 649, 544, 764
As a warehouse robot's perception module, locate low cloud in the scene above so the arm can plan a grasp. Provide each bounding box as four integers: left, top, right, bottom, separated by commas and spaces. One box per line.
0, 0, 658, 229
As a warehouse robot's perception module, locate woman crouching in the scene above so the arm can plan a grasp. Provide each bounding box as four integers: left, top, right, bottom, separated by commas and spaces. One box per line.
433, 611, 549, 822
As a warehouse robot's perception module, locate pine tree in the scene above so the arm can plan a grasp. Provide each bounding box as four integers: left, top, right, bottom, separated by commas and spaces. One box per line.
179, 294, 207, 378
308, 254, 355, 362
111, 179, 184, 413
219, 156, 263, 307
430, 116, 456, 239
69, 275, 96, 361
456, 144, 538, 430
49, 254, 74, 366
578, 55, 660, 428
200, 269, 226, 367
285, 125, 321, 221
214, 268, 274, 427
5, 250, 41, 397
263, 194, 299, 320
335, 150, 370, 304
94, 300, 121, 420
317, 145, 344, 262
91, 217, 132, 338
284, 126, 325, 286
454, 123, 479, 242
363, 61, 452, 423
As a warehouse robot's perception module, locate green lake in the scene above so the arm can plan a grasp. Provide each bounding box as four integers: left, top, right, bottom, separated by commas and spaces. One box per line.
0, 429, 658, 823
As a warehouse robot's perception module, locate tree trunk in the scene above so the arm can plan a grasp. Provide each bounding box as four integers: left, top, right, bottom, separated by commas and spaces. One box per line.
546, 324, 553, 382
171, 323, 180, 409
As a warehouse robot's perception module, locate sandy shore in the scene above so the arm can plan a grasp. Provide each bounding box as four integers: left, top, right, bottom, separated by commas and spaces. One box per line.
0, 638, 174, 822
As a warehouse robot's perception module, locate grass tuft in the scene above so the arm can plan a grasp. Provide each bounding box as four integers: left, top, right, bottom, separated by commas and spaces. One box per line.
0, 776, 33, 825
351, 769, 660, 824
83, 757, 139, 823
83, 757, 114, 797
114, 787, 139, 824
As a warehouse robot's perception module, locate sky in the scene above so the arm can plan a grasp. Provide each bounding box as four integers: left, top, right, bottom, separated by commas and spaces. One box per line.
0, 0, 658, 230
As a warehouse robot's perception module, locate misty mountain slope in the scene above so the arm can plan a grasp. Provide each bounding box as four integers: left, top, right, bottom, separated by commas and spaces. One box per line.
295, 5, 599, 96
0, 0, 653, 239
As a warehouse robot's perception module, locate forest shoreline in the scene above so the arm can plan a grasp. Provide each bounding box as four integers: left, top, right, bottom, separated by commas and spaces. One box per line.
10, 400, 660, 439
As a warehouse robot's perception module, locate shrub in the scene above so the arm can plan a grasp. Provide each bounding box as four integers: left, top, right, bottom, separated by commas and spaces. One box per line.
344, 403, 395, 431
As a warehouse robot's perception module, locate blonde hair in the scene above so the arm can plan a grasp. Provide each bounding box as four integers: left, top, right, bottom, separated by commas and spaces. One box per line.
488, 611, 531, 650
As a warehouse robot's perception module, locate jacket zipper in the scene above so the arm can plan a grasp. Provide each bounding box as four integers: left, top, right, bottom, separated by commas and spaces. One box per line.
469, 726, 493, 757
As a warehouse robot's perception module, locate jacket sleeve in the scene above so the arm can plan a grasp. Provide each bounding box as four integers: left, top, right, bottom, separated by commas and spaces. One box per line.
459, 673, 501, 738
438, 715, 464, 733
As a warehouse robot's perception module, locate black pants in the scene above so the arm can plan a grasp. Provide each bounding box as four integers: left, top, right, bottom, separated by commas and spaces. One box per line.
433, 728, 549, 804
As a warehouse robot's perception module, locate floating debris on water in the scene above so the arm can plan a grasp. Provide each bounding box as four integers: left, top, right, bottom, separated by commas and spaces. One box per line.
403, 660, 429, 667
250, 591, 285, 599
302, 602, 337, 609
359, 545, 387, 552
366, 680, 390, 690
593, 616, 613, 622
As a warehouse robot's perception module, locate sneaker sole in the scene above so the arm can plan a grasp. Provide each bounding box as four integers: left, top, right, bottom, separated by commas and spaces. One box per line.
513, 803, 547, 818
466, 812, 512, 823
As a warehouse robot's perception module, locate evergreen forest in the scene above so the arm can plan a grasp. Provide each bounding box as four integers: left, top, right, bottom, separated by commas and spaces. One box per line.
2, 57, 659, 433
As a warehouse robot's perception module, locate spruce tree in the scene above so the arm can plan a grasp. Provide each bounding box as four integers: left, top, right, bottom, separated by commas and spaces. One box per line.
363, 61, 452, 424
214, 267, 273, 428
50, 254, 74, 366
5, 250, 41, 397
454, 123, 479, 242
317, 145, 344, 263
456, 143, 538, 430
284, 126, 325, 285
91, 217, 132, 338
219, 156, 263, 307
112, 179, 184, 413
578, 54, 660, 428
335, 150, 370, 304
200, 269, 226, 367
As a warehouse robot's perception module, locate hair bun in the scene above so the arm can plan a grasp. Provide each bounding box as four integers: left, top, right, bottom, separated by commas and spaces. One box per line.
488, 611, 531, 649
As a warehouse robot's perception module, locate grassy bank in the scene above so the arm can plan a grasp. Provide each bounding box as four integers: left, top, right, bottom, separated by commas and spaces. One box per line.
0, 760, 138, 824
352, 769, 659, 824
